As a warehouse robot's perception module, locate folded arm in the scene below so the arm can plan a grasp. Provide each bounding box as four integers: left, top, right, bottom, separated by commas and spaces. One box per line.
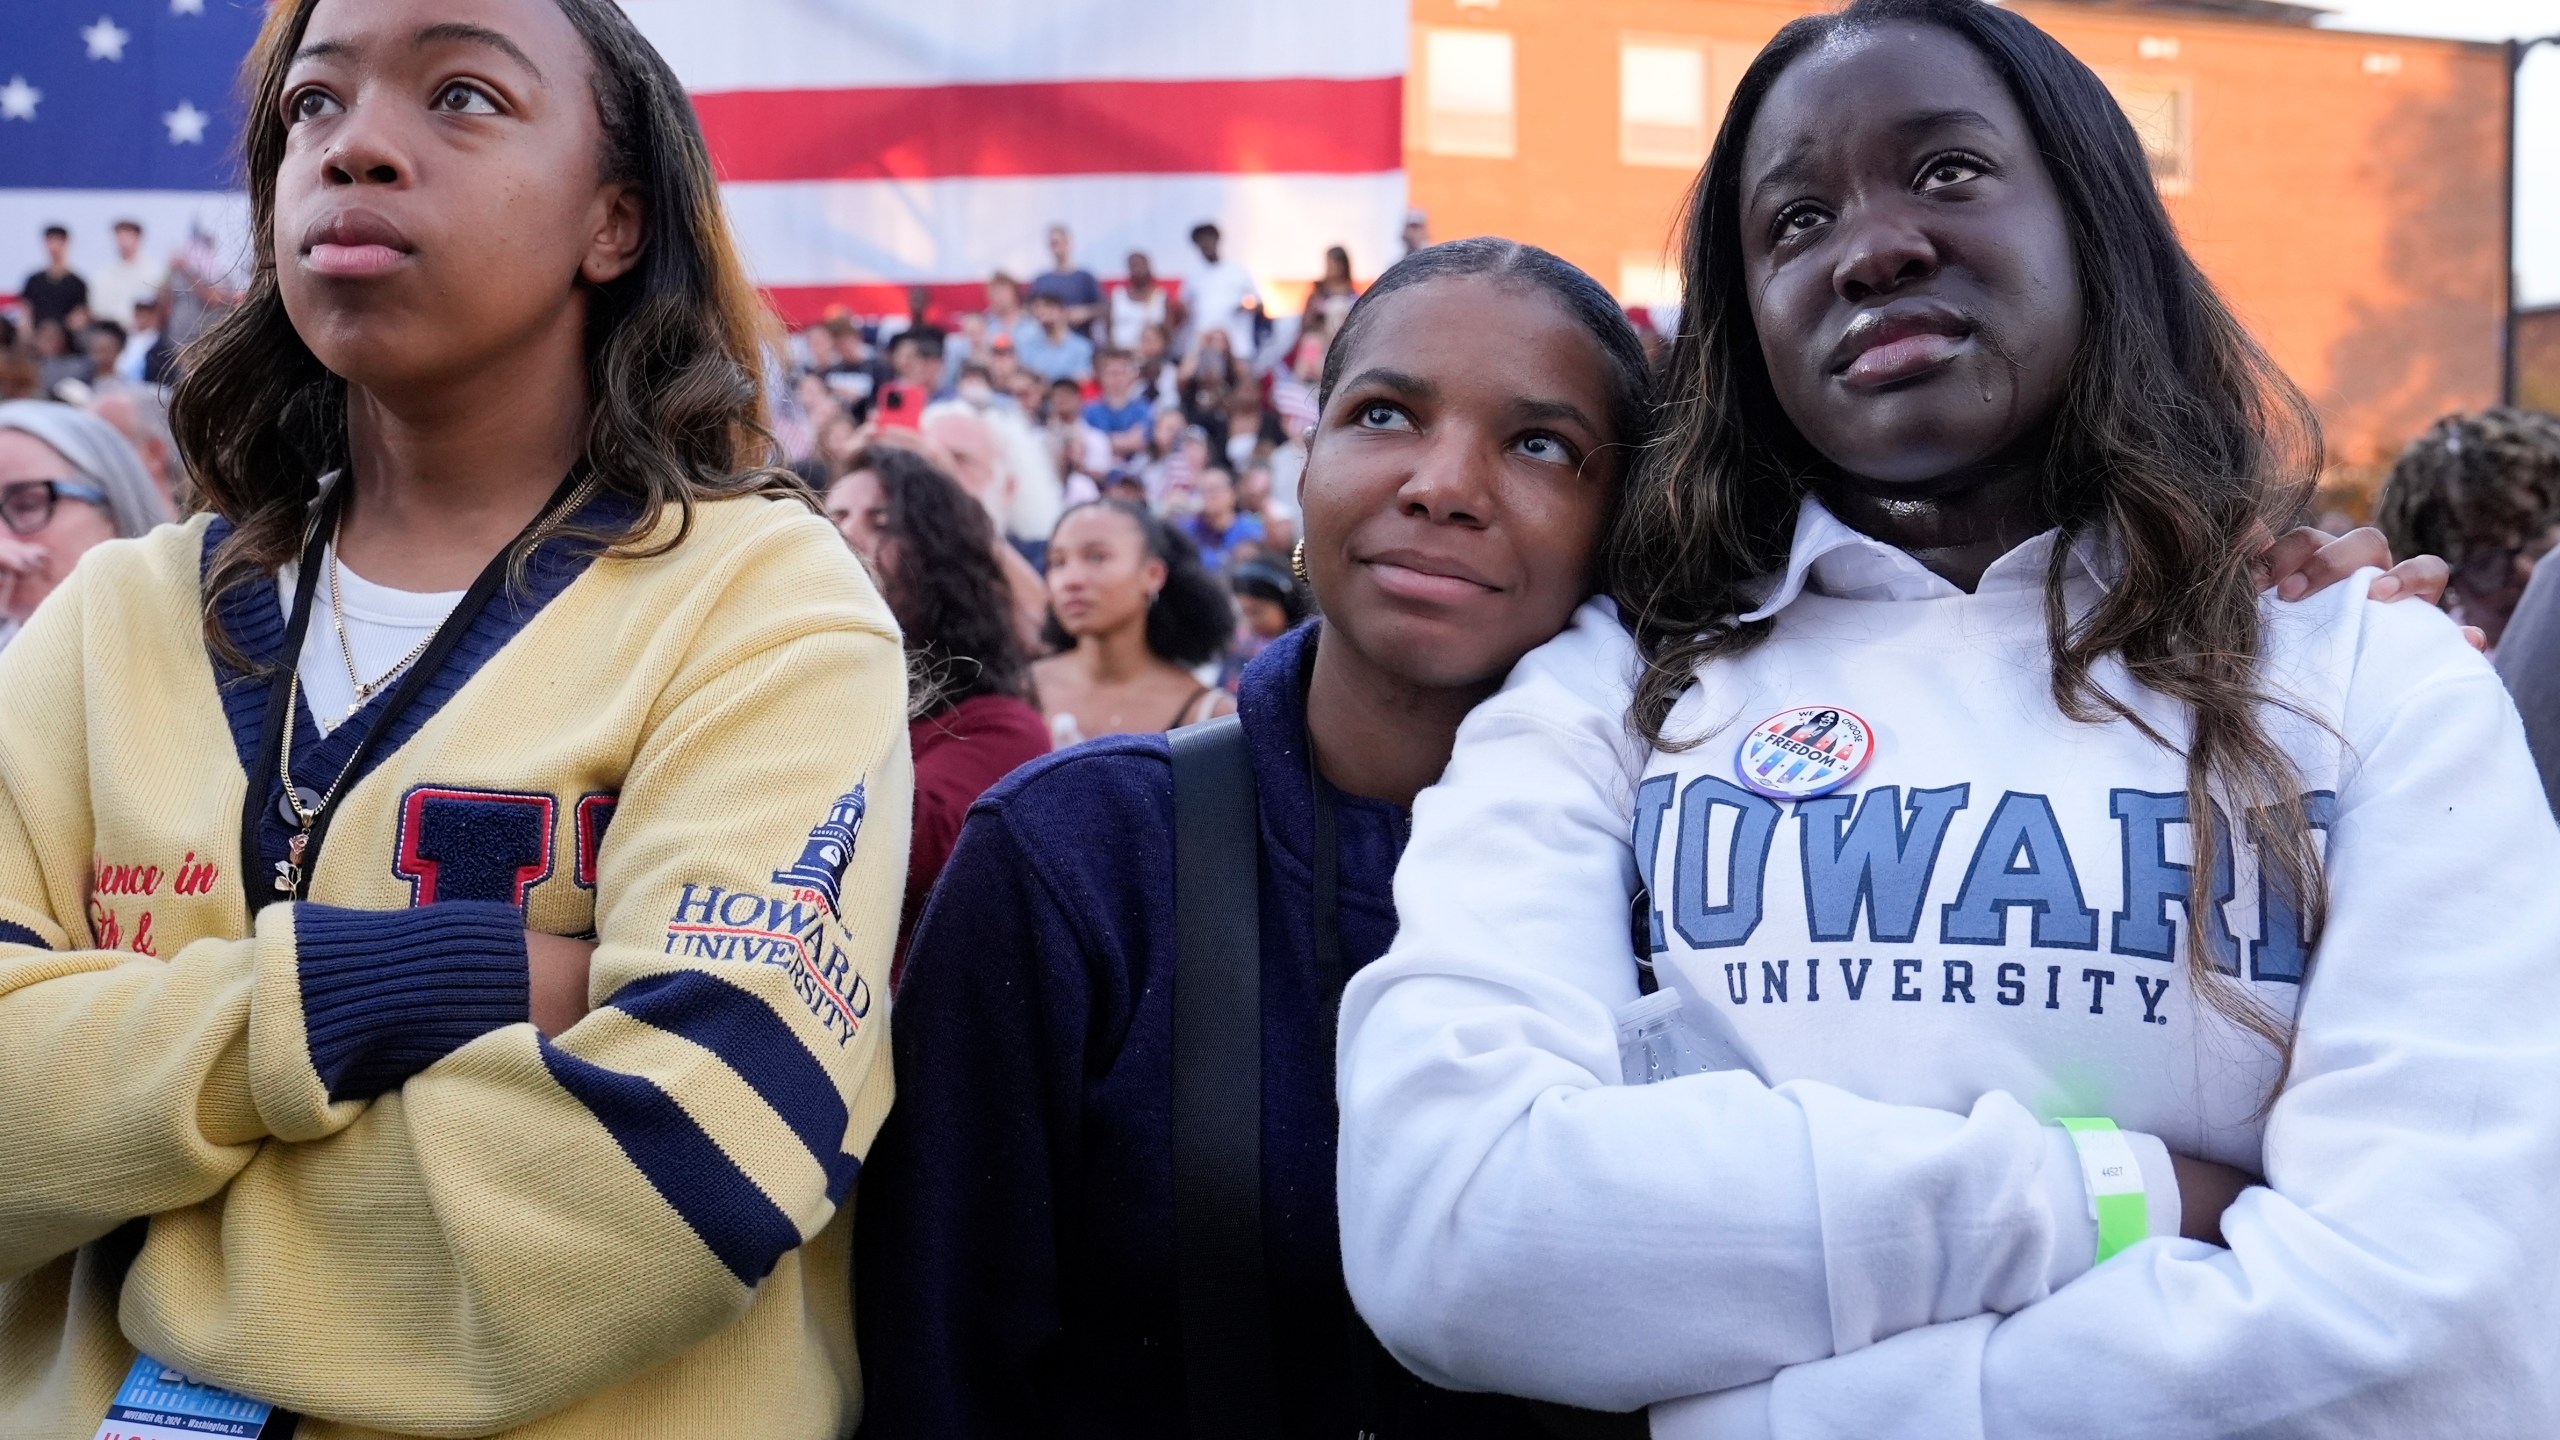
1335, 603, 2140, 1413
1683, 603, 2560, 1438
0, 582, 527, 1283
117, 567, 913, 1430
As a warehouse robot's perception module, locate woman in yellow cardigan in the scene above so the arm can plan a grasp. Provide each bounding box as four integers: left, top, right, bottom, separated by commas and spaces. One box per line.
0, 0, 909, 1435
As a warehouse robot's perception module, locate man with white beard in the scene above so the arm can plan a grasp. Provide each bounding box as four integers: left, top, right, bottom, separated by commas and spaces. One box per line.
923, 400, 1055, 655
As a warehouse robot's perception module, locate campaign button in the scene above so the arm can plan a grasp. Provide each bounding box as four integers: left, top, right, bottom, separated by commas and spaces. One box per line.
1734, 706, 1875, 800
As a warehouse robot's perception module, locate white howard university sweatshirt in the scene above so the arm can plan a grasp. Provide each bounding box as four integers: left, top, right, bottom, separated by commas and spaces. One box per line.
1336, 499, 2560, 1437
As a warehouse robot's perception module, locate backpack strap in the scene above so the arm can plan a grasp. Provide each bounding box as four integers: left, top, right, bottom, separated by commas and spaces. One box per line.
1168, 715, 1283, 1436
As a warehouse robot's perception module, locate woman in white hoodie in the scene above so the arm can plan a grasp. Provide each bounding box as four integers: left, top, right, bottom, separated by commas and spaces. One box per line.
1334, 2, 2560, 1436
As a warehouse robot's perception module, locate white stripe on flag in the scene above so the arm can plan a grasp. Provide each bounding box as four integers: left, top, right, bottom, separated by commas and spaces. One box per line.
625, 0, 1407, 92
718, 171, 1408, 289
0, 190, 250, 299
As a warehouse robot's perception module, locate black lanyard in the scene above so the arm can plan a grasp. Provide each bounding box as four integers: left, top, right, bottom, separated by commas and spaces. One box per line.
238, 472, 587, 903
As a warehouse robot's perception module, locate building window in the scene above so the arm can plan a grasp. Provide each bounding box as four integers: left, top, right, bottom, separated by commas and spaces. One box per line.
1621, 39, 1709, 168
2104, 77, 2192, 194
1421, 28, 1516, 158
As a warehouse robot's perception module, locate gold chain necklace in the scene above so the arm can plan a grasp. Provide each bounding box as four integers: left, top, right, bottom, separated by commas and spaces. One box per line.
271, 477, 599, 896
272, 666, 367, 894
328, 542, 441, 721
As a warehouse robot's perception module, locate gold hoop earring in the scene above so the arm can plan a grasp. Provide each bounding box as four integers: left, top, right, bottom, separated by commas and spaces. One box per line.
1291, 538, 1310, 584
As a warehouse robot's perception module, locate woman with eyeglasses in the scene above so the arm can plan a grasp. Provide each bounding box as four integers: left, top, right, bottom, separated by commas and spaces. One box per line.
0, 400, 172, 652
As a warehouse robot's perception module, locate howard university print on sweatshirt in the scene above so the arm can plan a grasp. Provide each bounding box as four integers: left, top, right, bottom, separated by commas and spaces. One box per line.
0, 494, 911, 1440
1621, 516, 2350, 1149
1637, 766, 2326, 1039
1337, 499, 2560, 1437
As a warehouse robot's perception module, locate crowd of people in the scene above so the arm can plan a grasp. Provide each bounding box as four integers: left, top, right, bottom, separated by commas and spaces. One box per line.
0, 207, 1353, 757
5, 219, 240, 401
777, 222, 1403, 835
26, 213, 2559, 792
775, 218, 1370, 738
5, 0, 2560, 1436
0, 219, 220, 652
34, 206, 2545, 787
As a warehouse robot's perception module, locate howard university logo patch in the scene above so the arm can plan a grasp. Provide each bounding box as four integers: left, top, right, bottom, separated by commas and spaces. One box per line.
657, 785, 876, 1046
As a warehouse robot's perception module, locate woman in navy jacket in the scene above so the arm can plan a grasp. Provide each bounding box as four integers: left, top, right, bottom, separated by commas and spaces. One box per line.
856, 238, 1644, 1438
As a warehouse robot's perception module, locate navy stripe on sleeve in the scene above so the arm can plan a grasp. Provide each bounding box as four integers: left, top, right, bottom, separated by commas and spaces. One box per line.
0, 919, 52, 950
295, 901, 530, 1103
607, 968, 860, 1196
539, 1037, 808, 1285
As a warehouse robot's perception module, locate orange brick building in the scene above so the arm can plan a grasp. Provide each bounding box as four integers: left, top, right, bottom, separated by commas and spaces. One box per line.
1401, 0, 2514, 500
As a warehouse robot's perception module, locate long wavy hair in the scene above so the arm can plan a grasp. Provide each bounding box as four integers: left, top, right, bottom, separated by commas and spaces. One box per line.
1612, 0, 2329, 1068
843, 445, 1029, 710
173, 0, 797, 662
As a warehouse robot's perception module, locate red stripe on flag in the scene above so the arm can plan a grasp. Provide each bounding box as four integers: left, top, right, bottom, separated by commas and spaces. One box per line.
694, 76, 1402, 182
764, 278, 1191, 327
763, 282, 990, 327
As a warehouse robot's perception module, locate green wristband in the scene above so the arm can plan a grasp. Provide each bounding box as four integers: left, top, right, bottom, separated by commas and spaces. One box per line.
2057, 1116, 2148, 1264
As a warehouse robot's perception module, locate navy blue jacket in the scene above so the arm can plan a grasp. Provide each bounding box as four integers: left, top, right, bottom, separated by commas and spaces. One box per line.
855, 622, 1548, 1437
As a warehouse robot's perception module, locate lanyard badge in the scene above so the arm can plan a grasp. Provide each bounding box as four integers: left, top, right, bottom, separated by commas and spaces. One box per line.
93, 1354, 288, 1440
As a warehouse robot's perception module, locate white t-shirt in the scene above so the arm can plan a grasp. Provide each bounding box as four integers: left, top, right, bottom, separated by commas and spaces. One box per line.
89, 255, 168, 330
1178, 256, 1256, 357
115, 331, 158, 382
278, 546, 466, 734
1107, 285, 1168, 352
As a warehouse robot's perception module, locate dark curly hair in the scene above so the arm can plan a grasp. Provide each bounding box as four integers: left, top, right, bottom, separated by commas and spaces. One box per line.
174, 0, 800, 664
2376, 408, 2560, 593
841, 446, 1028, 708
1042, 499, 1233, 668
1614, 0, 2329, 1076
1230, 559, 1312, 629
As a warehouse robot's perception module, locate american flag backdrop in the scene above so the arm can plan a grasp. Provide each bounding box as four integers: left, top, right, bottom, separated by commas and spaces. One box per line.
0, 2, 265, 296
1, 1, 1409, 323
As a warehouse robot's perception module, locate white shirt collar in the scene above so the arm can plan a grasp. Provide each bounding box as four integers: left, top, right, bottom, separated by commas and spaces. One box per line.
1738, 495, 2114, 623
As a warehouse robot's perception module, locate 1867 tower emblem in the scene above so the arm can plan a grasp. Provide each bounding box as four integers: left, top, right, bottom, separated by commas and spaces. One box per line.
772, 785, 867, 914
